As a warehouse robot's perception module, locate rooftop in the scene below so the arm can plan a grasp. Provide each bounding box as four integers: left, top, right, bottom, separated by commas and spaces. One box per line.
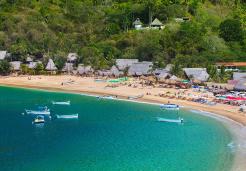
216, 62, 246, 67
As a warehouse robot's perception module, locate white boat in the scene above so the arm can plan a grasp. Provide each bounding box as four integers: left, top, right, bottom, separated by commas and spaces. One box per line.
160, 104, 180, 110
26, 106, 50, 115
32, 115, 45, 124
56, 114, 79, 119
128, 94, 144, 100
157, 117, 184, 123
97, 95, 117, 100
52, 101, 70, 105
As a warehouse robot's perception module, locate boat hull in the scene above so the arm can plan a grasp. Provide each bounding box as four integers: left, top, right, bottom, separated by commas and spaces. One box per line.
157, 117, 183, 123
26, 110, 50, 115
160, 104, 180, 110
52, 101, 70, 105
56, 114, 79, 119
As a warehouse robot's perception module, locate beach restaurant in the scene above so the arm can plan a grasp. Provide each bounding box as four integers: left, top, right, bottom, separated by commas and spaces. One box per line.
216, 62, 246, 72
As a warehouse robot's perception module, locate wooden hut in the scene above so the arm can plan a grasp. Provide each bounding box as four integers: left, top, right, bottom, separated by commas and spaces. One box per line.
67, 53, 78, 63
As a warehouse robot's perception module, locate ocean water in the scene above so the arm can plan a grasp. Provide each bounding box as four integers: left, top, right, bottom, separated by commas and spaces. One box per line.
0, 86, 233, 171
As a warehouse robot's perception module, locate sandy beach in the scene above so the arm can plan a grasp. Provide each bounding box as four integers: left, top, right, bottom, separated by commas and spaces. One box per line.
0, 75, 245, 125
1, 75, 246, 170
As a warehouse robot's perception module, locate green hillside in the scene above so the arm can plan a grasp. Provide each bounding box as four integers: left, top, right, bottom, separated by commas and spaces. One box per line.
0, 0, 245, 69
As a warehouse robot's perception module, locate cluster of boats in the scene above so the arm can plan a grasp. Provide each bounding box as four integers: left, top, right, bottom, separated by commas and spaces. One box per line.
157, 103, 184, 124
25, 101, 78, 125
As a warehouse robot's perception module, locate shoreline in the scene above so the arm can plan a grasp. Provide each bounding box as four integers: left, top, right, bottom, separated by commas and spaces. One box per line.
190, 109, 246, 171
0, 75, 245, 125
1, 81, 246, 170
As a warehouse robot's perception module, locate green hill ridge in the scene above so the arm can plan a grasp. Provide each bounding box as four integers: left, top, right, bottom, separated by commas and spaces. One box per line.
0, 0, 245, 69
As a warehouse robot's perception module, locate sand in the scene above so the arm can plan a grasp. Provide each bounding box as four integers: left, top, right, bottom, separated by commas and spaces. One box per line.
0, 75, 245, 125
0, 75, 246, 170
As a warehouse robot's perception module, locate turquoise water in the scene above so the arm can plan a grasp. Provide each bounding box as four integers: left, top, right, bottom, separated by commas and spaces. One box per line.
0, 86, 233, 171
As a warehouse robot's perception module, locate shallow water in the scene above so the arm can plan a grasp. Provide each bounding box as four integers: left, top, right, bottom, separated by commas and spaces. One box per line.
0, 86, 234, 171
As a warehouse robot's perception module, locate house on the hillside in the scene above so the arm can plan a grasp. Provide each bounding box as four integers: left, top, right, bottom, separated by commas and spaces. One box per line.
46, 59, 57, 71
110, 65, 123, 77
77, 65, 94, 75
0, 51, 8, 60
133, 18, 143, 30
128, 62, 153, 76
116, 59, 139, 71
216, 62, 246, 72
150, 18, 164, 30
175, 17, 190, 23
183, 68, 209, 82
67, 53, 78, 63
10, 61, 21, 71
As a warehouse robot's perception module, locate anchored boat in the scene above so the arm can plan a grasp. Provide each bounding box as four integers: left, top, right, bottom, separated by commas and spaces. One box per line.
128, 94, 144, 100
97, 95, 117, 100
56, 114, 79, 119
32, 115, 45, 124
157, 117, 184, 123
26, 106, 50, 115
52, 101, 70, 105
160, 104, 180, 110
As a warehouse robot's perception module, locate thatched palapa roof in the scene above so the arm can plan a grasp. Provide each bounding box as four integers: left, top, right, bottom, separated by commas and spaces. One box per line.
233, 72, 246, 80
110, 65, 123, 77
46, 59, 57, 71
0, 51, 7, 60
98, 70, 111, 76
28, 61, 42, 69
77, 65, 94, 74
67, 53, 78, 62
183, 68, 209, 82
128, 62, 153, 76
10, 61, 21, 71
151, 18, 163, 26
234, 79, 246, 91
116, 59, 139, 70
62, 62, 73, 72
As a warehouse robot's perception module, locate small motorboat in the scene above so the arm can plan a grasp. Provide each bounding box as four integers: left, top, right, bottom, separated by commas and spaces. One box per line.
56, 114, 79, 119
157, 117, 184, 123
97, 95, 117, 100
52, 101, 70, 105
128, 94, 144, 100
26, 106, 50, 115
32, 115, 45, 124
160, 104, 179, 110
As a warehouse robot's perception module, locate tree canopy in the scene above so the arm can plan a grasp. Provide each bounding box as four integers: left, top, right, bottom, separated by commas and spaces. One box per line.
0, 0, 245, 70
